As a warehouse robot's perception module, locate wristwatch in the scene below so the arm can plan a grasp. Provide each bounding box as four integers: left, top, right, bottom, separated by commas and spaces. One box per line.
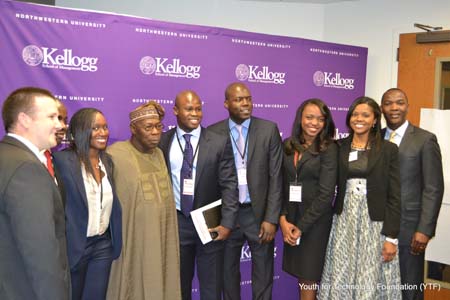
385, 236, 399, 245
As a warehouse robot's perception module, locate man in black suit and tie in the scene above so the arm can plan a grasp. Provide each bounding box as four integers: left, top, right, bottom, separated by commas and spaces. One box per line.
208, 82, 283, 300
159, 90, 239, 300
381, 88, 444, 300
0, 87, 70, 300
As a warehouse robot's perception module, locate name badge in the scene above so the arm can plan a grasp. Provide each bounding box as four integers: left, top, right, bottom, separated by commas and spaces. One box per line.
183, 178, 194, 195
238, 168, 247, 185
349, 151, 358, 162
289, 183, 302, 202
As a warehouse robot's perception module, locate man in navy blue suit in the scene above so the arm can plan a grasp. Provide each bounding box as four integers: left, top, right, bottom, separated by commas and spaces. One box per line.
159, 90, 239, 300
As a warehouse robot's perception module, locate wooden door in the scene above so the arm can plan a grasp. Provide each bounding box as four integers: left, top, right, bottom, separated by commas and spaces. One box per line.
397, 32, 450, 124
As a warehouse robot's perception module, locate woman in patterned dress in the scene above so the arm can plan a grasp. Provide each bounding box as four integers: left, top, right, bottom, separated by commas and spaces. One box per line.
318, 97, 402, 300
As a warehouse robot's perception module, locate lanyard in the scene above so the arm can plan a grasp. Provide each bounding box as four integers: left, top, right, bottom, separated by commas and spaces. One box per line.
229, 125, 250, 161
175, 131, 200, 170
97, 164, 104, 209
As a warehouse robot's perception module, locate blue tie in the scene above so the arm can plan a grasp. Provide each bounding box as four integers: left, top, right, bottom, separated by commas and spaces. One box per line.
235, 125, 248, 203
180, 134, 194, 216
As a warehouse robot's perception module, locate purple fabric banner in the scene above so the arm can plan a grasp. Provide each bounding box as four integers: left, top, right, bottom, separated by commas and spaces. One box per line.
0, 0, 367, 298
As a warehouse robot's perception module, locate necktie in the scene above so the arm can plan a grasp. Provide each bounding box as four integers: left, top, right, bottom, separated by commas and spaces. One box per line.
44, 150, 55, 177
235, 125, 248, 204
180, 134, 194, 216
389, 131, 396, 143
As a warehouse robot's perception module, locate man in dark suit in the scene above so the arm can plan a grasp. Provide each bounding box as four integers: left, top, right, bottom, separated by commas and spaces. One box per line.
208, 82, 283, 300
0, 87, 70, 300
381, 88, 444, 300
159, 90, 239, 300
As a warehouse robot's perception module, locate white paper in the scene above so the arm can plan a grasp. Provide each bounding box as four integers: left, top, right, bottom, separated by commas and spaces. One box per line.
426, 203, 450, 265
190, 199, 222, 245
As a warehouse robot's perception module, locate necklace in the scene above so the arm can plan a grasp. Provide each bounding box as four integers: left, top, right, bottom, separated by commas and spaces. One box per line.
351, 142, 367, 150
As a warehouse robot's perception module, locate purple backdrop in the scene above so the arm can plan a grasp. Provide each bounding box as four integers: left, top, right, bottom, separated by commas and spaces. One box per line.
0, 0, 367, 298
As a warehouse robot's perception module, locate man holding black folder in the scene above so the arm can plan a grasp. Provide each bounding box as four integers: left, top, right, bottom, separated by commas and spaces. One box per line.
159, 90, 239, 300
208, 82, 283, 300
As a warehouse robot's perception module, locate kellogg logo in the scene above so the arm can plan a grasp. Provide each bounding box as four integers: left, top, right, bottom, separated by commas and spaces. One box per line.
235, 64, 286, 85
240, 245, 277, 262
235, 64, 250, 81
140, 56, 200, 79
22, 45, 44, 66
313, 70, 354, 90
140, 56, 157, 75
22, 44, 98, 72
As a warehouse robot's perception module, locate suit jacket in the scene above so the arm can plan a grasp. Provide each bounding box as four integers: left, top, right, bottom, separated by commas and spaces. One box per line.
334, 136, 401, 238
159, 127, 239, 229
0, 136, 70, 300
208, 117, 283, 226
53, 149, 122, 269
383, 124, 444, 245
281, 140, 337, 234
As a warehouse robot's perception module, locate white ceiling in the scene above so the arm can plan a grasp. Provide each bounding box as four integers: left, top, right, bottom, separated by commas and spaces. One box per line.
240, 0, 359, 3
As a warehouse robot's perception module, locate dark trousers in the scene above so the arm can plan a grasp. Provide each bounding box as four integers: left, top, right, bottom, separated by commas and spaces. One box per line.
177, 211, 224, 300
223, 205, 274, 300
399, 245, 424, 300
70, 231, 113, 300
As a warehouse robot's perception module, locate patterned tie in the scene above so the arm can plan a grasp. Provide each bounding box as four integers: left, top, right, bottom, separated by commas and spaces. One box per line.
389, 131, 396, 143
180, 134, 194, 216
235, 125, 248, 204
44, 150, 55, 178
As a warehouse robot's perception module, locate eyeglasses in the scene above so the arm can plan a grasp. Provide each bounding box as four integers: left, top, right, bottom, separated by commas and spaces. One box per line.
139, 123, 164, 132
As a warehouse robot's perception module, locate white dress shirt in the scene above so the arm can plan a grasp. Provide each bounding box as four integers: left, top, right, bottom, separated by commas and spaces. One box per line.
169, 126, 201, 211
82, 159, 113, 237
385, 120, 409, 146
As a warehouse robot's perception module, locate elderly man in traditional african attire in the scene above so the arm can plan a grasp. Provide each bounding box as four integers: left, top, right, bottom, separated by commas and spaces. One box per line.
106, 102, 181, 300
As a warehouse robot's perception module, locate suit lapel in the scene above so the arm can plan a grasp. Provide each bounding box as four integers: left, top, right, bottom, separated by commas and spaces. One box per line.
194, 127, 208, 189
366, 145, 381, 174
398, 123, 415, 152
284, 153, 296, 177
162, 129, 176, 174
296, 150, 314, 173
68, 153, 89, 207
3, 136, 42, 163
2, 136, 50, 174
219, 120, 230, 136
339, 138, 351, 181
246, 118, 257, 164
381, 128, 387, 140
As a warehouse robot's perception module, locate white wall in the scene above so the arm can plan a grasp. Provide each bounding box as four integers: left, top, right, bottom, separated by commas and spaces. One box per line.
55, 0, 325, 40
55, 0, 450, 101
323, 0, 450, 101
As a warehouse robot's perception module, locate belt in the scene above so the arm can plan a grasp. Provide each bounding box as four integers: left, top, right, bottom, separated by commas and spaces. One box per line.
239, 202, 252, 208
